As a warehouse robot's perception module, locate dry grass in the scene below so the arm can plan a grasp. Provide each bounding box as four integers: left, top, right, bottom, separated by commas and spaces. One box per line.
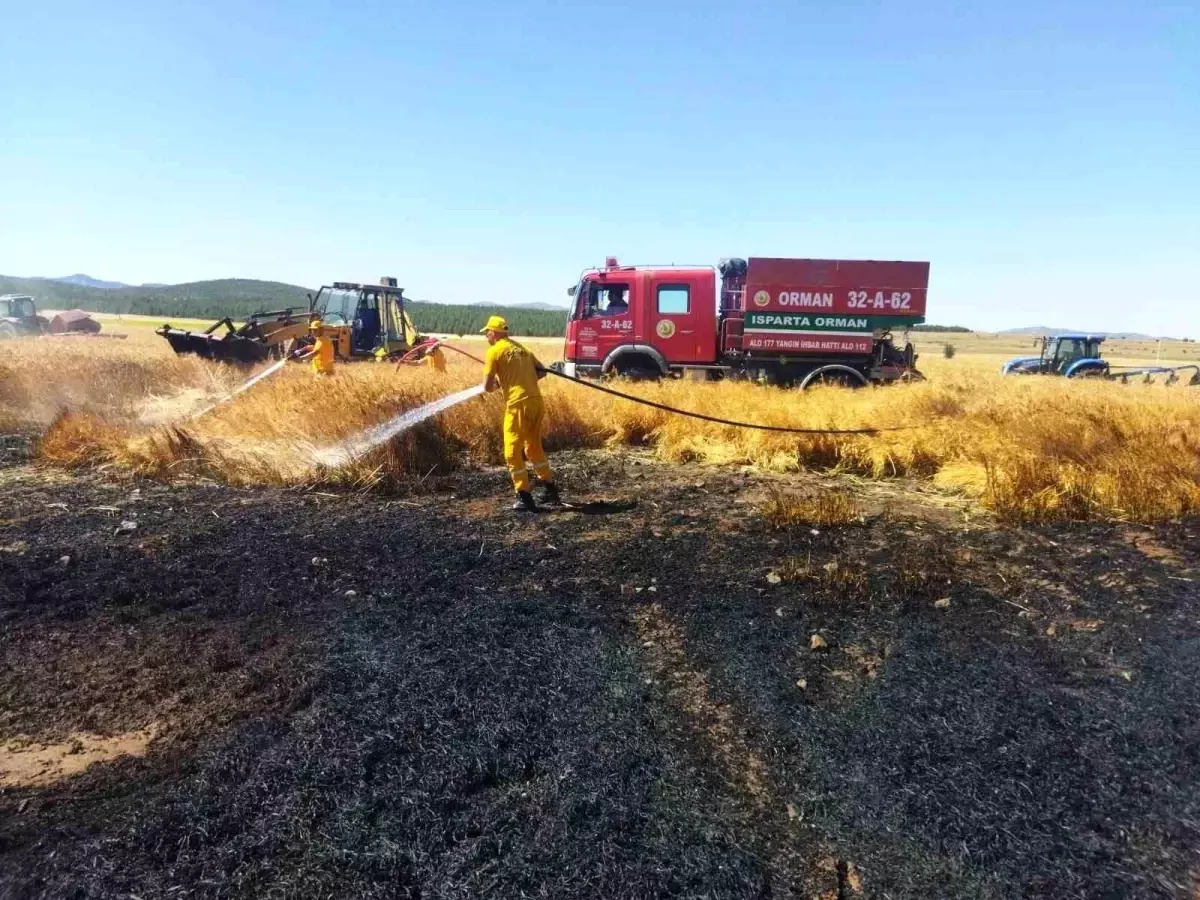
4, 331, 1199, 521
0, 334, 240, 431
762, 491, 864, 529
770, 557, 874, 606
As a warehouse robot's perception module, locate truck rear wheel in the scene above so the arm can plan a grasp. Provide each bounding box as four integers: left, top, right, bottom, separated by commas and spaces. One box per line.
806, 372, 858, 388
800, 365, 868, 390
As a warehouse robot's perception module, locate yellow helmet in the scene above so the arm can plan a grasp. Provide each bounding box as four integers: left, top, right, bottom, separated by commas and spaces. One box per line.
309, 319, 323, 330
479, 315, 508, 334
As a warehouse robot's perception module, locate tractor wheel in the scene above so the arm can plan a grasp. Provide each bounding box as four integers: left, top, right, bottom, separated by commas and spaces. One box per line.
0, 323, 18, 340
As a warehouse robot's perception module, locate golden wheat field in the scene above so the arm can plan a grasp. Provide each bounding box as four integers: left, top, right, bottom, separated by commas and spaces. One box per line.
2, 329, 1198, 522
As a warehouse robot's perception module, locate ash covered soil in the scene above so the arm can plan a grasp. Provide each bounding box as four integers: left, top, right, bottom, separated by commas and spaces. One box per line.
1, 434, 1198, 899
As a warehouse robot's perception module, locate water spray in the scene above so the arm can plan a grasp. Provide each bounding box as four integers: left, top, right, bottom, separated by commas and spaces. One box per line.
313, 384, 486, 469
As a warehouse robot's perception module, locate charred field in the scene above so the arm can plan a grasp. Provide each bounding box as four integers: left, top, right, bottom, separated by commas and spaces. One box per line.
1, 434, 1198, 899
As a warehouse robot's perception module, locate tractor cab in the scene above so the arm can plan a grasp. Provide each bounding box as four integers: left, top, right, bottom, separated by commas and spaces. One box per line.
309, 278, 416, 360
1003, 333, 1109, 377
1045, 334, 1104, 374
0, 295, 48, 338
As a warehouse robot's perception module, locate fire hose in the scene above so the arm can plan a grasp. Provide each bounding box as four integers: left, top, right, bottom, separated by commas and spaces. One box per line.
434, 342, 918, 436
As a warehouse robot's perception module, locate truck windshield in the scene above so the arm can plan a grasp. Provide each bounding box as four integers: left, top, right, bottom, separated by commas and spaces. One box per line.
571, 278, 589, 318
574, 281, 630, 318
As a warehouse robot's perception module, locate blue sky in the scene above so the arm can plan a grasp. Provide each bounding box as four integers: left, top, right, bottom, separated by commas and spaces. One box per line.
1, 1, 1196, 334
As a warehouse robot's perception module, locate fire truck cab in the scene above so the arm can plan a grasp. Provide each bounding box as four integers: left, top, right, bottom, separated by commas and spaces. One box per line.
564, 261, 718, 378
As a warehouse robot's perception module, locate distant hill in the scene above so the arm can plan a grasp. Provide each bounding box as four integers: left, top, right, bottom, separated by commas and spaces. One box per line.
1000, 326, 1157, 340
509, 301, 571, 311
468, 300, 570, 311
46, 274, 129, 290
0, 275, 569, 337
1, 275, 312, 318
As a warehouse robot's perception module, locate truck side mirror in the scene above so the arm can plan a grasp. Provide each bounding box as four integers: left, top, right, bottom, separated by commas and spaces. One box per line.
567, 285, 576, 297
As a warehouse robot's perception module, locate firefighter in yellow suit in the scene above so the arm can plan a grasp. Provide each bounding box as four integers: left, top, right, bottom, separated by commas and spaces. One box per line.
309, 320, 335, 376
480, 315, 561, 512
424, 343, 446, 373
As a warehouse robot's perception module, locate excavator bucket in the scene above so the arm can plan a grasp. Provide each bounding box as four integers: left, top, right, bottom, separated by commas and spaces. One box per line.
157, 320, 271, 364
157, 310, 310, 365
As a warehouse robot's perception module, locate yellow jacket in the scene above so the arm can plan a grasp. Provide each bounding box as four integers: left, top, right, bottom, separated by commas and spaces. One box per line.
483, 337, 542, 406
425, 346, 446, 372
311, 337, 335, 375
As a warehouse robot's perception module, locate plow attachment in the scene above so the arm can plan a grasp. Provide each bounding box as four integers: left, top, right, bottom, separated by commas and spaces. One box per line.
157, 309, 309, 365
1107, 364, 1200, 386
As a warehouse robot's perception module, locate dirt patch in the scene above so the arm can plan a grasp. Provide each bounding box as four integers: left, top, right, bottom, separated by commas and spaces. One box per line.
1, 726, 159, 788
633, 602, 769, 803
1123, 528, 1190, 571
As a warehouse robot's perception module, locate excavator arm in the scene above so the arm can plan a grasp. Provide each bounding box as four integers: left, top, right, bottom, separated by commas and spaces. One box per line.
157, 308, 311, 364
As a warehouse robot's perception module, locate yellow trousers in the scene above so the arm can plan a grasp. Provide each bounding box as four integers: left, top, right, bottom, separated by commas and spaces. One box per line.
503, 399, 552, 493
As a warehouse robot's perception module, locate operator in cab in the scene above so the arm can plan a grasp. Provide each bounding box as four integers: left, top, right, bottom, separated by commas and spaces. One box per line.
309, 319, 335, 376
603, 288, 628, 316
480, 315, 561, 512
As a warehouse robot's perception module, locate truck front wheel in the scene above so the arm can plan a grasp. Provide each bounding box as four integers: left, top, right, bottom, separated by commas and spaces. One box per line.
609, 357, 662, 382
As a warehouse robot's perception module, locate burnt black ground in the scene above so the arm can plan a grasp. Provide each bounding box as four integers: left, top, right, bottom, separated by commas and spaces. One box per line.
1, 435, 1198, 899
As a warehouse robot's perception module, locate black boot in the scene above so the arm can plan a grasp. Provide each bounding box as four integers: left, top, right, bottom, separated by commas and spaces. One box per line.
511, 491, 538, 513
536, 481, 562, 506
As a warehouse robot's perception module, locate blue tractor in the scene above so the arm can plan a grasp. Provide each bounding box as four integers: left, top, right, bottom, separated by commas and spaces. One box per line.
1003, 334, 1199, 384
1002, 334, 1110, 378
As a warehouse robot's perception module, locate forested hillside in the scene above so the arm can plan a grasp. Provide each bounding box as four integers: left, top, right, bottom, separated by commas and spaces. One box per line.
0, 276, 310, 318
406, 301, 566, 337
0, 276, 570, 337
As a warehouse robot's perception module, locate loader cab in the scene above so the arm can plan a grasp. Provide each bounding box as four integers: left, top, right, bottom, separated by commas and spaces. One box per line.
310, 280, 415, 359
564, 259, 717, 376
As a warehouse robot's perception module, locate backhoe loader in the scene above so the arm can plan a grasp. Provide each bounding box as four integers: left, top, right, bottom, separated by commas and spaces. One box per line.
157, 278, 417, 365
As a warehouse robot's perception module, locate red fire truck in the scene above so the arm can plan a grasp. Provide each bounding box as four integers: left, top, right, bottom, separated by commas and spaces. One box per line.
556, 256, 929, 387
